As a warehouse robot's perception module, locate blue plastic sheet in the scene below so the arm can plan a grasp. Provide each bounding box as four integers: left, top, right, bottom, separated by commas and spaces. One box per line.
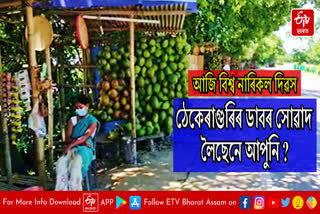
90, 47, 102, 103
103, 120, 126, 135
51, 0, 197, 12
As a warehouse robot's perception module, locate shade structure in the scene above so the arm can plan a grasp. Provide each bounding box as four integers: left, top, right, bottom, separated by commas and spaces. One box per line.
54, 4, 189, 34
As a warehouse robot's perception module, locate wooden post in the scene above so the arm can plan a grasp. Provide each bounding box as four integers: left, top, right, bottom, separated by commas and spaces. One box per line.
129, 21, 137, 164
26, 2, 46, 186
57, 48, 66, 142
150, 139, 155, 153
45, 48, 54, 177
82, 49, 87, 96
0, 43, 12, 185
86, 49, 93, 96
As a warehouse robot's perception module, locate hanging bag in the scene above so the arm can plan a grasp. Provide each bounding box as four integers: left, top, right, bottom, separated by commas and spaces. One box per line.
28, 100, 47, 137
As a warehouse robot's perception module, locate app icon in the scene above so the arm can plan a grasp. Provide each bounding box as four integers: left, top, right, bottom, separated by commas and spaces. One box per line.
268, 198, 280, 208
254, 196, 265, 210
83, 193, 99, 212
291, 9, 314, 36
116, 196, 127, 209
281, 198, 290, 207
130, 196, 141, 210
292, 196, 304, 209
239, 196, 251, 209
306, 196, 317, 209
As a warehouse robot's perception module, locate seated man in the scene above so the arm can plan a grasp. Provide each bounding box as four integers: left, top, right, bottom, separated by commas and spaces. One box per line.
56, 95, 98, 190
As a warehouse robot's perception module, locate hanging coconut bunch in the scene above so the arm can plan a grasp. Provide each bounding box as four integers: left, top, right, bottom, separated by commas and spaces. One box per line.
94, 45, 131, 122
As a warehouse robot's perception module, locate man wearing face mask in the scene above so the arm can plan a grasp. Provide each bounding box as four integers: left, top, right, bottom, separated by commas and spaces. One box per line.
64, 95, 98, 178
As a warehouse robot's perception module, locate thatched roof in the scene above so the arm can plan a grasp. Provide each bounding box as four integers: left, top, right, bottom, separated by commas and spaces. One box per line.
0, 1, 189, 35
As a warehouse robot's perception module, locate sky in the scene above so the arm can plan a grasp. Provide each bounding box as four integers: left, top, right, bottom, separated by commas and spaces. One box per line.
275, 3, 320, 54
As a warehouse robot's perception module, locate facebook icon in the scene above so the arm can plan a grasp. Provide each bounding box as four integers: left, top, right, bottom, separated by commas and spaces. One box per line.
240, 196, 251, 209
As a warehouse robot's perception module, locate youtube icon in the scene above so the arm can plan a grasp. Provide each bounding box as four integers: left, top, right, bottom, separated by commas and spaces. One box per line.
268, 198, 280, 208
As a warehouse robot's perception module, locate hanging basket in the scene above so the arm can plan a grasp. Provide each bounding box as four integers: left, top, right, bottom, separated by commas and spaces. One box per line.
76, 15, 89, 49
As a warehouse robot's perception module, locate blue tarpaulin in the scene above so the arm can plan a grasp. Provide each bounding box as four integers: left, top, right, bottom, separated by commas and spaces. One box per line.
51, 0, 197, 13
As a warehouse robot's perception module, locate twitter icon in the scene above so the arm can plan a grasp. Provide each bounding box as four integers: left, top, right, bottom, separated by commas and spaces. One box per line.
281, 198, 290, 207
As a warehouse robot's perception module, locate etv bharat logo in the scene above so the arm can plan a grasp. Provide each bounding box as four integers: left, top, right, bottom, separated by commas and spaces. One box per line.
292, 9, 314, 36
83, 193, 99, 212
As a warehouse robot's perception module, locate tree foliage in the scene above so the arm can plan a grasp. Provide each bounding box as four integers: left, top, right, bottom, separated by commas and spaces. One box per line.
251, 34, 285, 65
185, 0, 301, 57
292, 38, 320, 65
0, 13, 86, 173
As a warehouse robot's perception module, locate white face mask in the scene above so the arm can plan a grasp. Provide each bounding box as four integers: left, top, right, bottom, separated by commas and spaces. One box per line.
76, 108, 88, 117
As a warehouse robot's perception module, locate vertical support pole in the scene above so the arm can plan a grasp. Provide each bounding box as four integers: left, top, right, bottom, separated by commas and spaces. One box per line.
86, 49, 93, 98
45, 48, 54, 177
150, 139, 155, 153
82, 48, 88, 96
0, 43, 12, 185
26, 2, 46, 186
129, 21, 137, 164
57, 47, 66, 142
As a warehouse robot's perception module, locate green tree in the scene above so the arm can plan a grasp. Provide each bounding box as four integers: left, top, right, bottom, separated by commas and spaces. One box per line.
185, 0, 301, 57
252, 34, 286, 65
0, 14, 86, 174
305, 39, 320, 64
292, 49, 309, 64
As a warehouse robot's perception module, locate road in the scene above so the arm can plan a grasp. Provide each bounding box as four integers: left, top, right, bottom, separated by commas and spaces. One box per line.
99, 71, 320, 191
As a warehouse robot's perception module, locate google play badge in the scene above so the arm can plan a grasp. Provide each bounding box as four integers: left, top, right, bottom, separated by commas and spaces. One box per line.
116, 196, 127, 209
306, 196, 317, 209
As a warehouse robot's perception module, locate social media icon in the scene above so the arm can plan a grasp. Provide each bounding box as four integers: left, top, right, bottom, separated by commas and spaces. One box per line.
239, 196, 251, 209
254, 196, 265, 209
292, 196, 304, 209
268, 198, 280, 208
116, 196, 127, 209
281, 198, 290, 207
130, 196, 141, 210
306, 196, 317, 209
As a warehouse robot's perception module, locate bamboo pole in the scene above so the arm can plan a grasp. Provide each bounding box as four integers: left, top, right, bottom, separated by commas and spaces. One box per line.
82, 49, 89, 96
58, 84, 96, 89
53, 10, 186, 16
83, 15, 160, 24
21, 64, 97, 70
0, 1, 21, 9
0, 42, 12, 185
45, 48, 54, 177
129, 20, 137, 165
85, 49, 94, 98
89, 27, 183, 33
26, 2, 46, 186
57, 47, 66, 142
